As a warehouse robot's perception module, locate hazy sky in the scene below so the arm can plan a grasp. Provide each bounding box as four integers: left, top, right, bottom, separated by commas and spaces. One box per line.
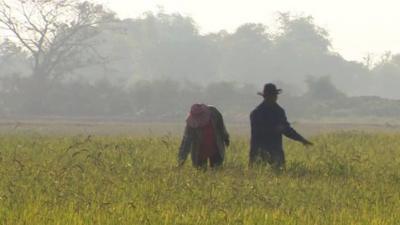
97, 0, 400, 62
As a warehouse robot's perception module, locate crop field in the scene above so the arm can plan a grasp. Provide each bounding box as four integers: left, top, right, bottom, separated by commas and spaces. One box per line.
0, 125, 400, 224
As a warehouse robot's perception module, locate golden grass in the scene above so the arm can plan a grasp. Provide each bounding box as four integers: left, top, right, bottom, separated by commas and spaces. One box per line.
0, 132, 399, 224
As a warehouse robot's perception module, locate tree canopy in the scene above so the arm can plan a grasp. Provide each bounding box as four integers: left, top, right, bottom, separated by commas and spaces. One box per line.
0, 3, 399, 120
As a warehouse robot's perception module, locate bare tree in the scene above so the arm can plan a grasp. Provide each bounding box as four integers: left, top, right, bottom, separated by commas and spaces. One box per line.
0, 0, 115, 81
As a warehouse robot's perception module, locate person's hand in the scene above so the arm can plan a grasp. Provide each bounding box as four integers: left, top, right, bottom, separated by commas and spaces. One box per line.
225, 138, 230, 147
302, 139, 313, 147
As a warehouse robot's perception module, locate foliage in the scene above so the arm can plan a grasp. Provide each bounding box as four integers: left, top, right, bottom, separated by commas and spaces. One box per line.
0, 0, 115, 80
304, 76, 346, 101
1, 8, 395, 97
0, 77, 400, 121
0, 4, 400, 119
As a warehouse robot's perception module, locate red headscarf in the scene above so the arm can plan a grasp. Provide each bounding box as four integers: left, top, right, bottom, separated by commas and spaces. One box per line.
186, 104, 211, 128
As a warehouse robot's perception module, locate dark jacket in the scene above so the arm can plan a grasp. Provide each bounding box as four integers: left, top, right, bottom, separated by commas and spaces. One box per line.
178, 106, 229, 166
250, 101, 306, 153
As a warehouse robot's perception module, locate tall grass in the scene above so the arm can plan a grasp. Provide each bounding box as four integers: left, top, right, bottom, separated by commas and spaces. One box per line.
0, 132, 399, 224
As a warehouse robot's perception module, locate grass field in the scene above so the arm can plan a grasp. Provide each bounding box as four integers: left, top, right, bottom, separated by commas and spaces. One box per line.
0, 129, 400, 224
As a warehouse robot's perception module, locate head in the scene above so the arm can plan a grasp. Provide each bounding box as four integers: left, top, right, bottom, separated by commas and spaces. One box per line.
258, 83, 282, 102
186, 104, 211, 128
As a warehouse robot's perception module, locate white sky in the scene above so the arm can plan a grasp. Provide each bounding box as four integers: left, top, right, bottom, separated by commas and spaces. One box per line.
99, 0, 400, 62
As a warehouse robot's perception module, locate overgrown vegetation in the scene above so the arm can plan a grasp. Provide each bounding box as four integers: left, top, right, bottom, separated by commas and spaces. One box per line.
0, 132, 399, 224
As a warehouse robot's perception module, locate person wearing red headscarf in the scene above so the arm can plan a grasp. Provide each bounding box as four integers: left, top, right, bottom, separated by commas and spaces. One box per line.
178, 104, 230, 169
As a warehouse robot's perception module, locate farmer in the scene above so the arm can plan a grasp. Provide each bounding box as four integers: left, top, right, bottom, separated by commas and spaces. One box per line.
178, 104, 230, 169
249, 83, 313, 170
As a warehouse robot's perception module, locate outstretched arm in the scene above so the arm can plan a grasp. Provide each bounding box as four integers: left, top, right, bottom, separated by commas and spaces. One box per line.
279, 110, 313, 146
178, 126, 193, 166
220, 113, 230, 147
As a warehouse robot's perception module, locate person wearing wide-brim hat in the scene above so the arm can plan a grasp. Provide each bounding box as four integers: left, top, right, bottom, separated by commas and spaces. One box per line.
250, 83, 313, 170
178, 104, 230, 169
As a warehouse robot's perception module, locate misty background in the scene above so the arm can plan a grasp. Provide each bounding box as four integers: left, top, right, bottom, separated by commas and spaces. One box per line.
0, 0, 399, 122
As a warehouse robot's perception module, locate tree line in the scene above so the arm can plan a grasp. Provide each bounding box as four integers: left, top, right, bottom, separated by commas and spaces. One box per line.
0, 0, 399, 121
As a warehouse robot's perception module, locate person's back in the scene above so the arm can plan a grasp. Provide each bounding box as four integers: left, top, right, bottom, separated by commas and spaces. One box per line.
178, 104, 230, 169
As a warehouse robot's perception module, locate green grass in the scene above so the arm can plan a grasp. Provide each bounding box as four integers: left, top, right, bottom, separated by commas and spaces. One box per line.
0, 132, 400, 224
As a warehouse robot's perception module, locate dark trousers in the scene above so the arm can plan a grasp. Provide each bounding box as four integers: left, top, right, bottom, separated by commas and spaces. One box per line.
249, 147, 285, 170
195, 153, 223, 169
